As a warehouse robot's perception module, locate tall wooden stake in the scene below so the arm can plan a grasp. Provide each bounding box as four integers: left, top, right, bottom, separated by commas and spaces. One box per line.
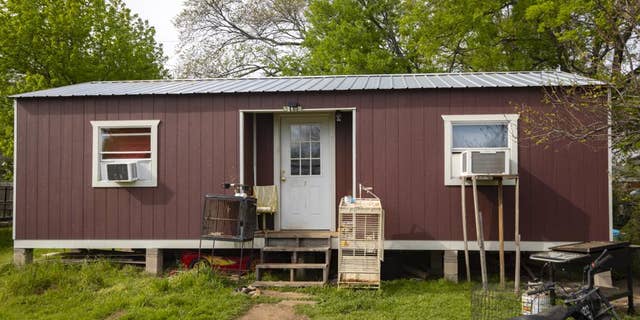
498, 179, 505, 288
515, 177, 521, 293
461, 177, 471, 282
472, 176, 488, 290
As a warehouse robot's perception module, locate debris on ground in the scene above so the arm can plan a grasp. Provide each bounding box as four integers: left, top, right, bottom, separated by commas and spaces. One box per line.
238, 290, 316, 320
235, 285, 261, 298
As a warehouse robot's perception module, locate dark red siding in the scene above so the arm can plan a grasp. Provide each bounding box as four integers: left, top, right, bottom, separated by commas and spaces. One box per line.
14, 88, 609, 242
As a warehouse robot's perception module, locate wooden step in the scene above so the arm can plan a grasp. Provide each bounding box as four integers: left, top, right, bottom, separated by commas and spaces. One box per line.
262, 246, 330, 252
251, 281, 325, 288
259, 231, 337, 239
256, 263, 327, 270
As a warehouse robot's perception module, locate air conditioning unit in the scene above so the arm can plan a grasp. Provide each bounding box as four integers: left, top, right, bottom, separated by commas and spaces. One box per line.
103, 162, 138, 182
460, 150, 510, 176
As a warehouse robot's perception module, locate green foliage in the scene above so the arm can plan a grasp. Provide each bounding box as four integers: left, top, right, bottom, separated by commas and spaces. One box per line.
0, 0, 168, 180
303, 0, 412, 74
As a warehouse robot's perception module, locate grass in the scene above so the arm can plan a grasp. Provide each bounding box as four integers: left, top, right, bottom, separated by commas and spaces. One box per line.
0, 261, 254, 320
0, 227, 254, 320
297, 280, 475, 320
0, 226, 12, 264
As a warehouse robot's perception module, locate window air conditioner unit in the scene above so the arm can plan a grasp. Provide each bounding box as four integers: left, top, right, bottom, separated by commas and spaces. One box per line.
104, 162, 138, 182
460, 150, 510, 176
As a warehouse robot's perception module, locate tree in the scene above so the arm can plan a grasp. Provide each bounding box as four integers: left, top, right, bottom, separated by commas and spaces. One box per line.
174, 0, 307, 77
0, 0, 168, 179
401, 0, 563, 72
302, 0, 413, 75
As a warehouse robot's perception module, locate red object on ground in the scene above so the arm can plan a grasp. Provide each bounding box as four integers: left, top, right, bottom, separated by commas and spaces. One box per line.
180, 251, 252, 271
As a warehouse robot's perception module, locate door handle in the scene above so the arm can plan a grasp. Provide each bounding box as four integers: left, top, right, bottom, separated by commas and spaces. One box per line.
281, 170, 286, 182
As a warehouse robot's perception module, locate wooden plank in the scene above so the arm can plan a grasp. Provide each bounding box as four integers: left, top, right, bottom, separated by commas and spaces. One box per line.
164, 95, 178, 239
251, 281, 325, 288
499, 179, 504, 288
397, 92, 412, 237
188, 95, 203, 237
70, 98, 85, 238
515, 177, 521, 293
18, 102, 35, 238
175, 96, 190, 238
472, 176, 488, 290
59, 99, 73, 238
256, 263, 327, 269
262, 246, 330, 252
461, 177, 470, 282
36, 100, 50, 238
262, 230, 336, 238
48, 100, 62, 238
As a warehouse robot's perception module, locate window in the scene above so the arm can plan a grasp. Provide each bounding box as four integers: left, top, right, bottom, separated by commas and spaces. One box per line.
442, 114, 518, 185
290, 124, 321, 176
91, 120, 160, 187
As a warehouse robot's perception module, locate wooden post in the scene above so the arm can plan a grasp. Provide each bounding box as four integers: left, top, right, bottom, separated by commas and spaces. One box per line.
515, 177, 521, 293
461, 177, 471, 282
498, 178, 505, 288
472, 176, 488, 290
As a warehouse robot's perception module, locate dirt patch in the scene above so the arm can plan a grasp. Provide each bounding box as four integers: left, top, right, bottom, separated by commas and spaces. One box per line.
105, 310, 126, 320
238, 290, 315, 320
605, 281, 640, 317
261, 291, 313, 300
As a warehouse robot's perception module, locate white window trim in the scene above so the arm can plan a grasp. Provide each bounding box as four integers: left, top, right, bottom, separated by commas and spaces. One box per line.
90, 120, 160, 188
442, 114, 519, 186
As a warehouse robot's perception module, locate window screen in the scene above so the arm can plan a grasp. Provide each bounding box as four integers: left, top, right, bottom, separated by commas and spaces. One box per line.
452, 124, 507, 149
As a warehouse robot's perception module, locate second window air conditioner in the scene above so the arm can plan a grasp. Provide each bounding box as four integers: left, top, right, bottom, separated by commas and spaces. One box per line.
460, 150, 510, 176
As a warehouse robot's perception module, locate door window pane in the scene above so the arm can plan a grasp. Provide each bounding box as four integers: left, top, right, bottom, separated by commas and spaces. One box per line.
310, 126, 320, 140
290, 142, 300, 158
312, 159, 320, 175
311, 142, 320, 158
291, 125, 302, 142
291, 160, 300, 175
289, 124, 321, 176
300, 159, 310, 175
452, 124, 507, 148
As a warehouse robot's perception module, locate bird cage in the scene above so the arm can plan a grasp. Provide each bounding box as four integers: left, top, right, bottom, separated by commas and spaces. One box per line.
201, 194, 257, 241
338, 196, 384, 288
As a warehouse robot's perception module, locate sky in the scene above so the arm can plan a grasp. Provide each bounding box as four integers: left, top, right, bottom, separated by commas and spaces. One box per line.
123, 0, 185, 71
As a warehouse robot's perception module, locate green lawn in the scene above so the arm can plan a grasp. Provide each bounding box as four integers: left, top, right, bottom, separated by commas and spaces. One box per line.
0, 227, 253, 320
298, 280, 476, 320
1, 226, 637, 319
0, 226, 12, 264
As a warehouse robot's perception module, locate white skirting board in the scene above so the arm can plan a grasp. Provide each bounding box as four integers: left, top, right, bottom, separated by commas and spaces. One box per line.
14, 239, 573, 251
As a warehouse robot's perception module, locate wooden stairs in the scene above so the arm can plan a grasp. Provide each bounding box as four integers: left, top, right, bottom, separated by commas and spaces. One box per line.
254, 231, 332, 287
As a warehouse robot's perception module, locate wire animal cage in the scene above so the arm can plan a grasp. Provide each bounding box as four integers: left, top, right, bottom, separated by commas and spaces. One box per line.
338, 195, 384, 288
201, 194, 257, 241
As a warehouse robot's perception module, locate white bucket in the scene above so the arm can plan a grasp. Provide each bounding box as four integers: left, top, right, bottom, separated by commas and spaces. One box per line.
521, 291, 551, 315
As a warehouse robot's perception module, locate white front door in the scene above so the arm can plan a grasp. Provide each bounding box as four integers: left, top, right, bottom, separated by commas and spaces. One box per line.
279, 115, 334, 230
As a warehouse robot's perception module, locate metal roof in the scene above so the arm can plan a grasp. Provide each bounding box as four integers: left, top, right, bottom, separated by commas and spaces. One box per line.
11, 71, 605, 98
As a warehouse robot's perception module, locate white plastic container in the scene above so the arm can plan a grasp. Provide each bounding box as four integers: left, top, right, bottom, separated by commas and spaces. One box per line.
521, 291, 551, 315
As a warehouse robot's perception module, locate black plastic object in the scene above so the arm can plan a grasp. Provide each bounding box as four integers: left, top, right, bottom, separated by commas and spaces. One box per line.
201, 194, 257, 241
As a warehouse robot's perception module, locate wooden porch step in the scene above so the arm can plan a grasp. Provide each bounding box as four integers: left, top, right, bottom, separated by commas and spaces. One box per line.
251, 281, 325, 288
258, 231, 337, 239
262, 246, 330, 252
256, 263, 327, 270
